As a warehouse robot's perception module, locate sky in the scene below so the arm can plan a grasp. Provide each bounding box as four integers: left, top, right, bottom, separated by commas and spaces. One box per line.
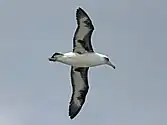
0, 0, 167, 125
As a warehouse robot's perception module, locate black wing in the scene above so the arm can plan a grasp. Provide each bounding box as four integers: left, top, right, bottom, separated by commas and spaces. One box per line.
73, 7, 95, 54
69, 66, 89, 119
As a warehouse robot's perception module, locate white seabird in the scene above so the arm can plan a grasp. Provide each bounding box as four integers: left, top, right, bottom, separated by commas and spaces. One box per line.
48, 7, 115, 119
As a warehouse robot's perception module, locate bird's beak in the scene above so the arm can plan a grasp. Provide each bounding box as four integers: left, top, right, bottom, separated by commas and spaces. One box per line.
107, 61, 116, 69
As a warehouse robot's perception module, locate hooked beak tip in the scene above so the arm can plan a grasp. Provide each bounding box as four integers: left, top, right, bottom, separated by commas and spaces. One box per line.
110, 64, 116, 69
107, 62, 116, 69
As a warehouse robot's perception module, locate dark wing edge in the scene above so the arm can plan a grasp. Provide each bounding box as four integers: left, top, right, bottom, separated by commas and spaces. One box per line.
73, 7, 95, 54
69, 67, 89, 119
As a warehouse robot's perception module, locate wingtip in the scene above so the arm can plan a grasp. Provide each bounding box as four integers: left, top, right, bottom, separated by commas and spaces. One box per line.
76, 7, 92, 23
77, 7, 83, 11
76, 8, 82, 14
76, 7, 86, 15
69, 115, 75, 120
69, 112, 77, 120
68, 100, 84, 120
68, 104, 79, 120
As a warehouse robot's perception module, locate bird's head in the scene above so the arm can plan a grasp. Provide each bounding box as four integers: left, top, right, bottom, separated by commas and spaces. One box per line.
48, 52, 63, 62
104, 57, 116, 69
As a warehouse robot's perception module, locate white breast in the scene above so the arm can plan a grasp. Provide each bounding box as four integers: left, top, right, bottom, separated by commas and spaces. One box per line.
57, 52, 106, 67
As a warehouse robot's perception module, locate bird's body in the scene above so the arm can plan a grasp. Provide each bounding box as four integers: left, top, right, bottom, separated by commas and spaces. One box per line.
48, 7, 115, 119
54, 52, 108, 67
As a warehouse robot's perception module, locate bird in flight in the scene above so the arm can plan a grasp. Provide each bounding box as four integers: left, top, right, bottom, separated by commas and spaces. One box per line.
48, 7, 115, 119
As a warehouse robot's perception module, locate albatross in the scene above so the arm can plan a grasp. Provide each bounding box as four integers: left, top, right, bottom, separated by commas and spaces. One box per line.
48, 7, 115, 119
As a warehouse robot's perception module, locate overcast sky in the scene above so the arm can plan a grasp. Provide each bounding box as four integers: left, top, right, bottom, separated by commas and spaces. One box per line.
0, 0, 167, 125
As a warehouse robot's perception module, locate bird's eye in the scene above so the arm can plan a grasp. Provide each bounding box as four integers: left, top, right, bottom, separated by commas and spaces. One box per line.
104, 57, 109, 62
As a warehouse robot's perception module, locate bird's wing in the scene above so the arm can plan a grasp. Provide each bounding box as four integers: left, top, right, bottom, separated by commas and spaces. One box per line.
73, 7, 95, 54
69, 66, 89, 119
